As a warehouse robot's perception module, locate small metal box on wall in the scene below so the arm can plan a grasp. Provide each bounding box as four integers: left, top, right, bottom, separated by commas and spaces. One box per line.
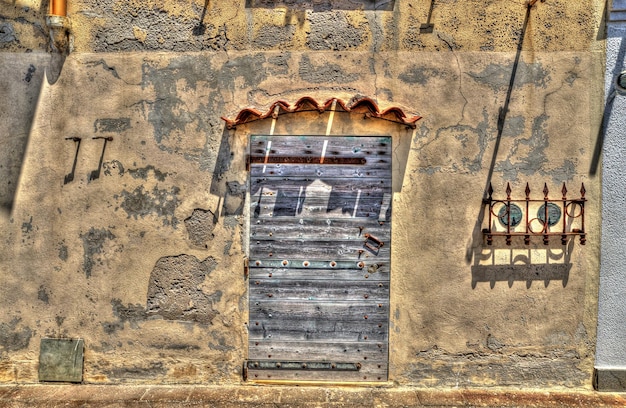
38, 338, 84, 383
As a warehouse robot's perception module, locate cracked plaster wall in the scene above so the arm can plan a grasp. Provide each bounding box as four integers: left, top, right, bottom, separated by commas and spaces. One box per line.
0, 0, 606, 389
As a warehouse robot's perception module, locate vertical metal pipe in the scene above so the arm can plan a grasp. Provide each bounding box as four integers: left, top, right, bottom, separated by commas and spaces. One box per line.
50, 0, 67, 17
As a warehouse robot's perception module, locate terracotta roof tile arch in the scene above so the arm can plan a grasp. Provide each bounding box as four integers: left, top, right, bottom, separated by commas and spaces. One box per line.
221, 97, 421, 129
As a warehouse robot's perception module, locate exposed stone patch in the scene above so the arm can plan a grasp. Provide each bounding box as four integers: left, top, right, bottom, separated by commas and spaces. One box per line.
184, 209, 216, 247
0, 318, 32, 353
116, 185, 180, 228
146, 255, 221, 324
80, 227, 116, 278
253, 24, 296, 49
94, 118, 131, 133
90, 2, 228, 52
306, 11, 364, 51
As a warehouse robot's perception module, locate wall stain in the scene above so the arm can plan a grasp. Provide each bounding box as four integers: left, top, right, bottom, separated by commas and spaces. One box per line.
128, 165, 168, 181
103, 160, 125, 177
80, 227, 116, 278
58, 242, 68, 261
102, 299, 147, 334
37, 285, 49, 304
0, 318, 32, 353
23, 64, 36, 83
116, 185, 180, 228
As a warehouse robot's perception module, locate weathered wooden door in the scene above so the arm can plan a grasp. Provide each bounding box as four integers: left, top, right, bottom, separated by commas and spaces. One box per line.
247, 135, 391, 382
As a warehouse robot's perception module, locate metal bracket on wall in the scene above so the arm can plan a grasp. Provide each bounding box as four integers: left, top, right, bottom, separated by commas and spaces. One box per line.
482, 182, 586, 246
420, 0, 435, 33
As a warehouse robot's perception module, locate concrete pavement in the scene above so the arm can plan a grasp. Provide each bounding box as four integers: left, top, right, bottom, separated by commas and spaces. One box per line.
0, 384, 625, 407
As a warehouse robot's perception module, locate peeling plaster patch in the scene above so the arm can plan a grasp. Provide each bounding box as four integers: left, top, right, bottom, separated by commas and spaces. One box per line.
306, 11, 364, 51
253, 24, 295, 48
299, 55, 359, 84
146, 255, 221, 324
0, 318, 32, 352
80, 227, 116, 278
128, 165, 168, 181
37, 286, 49, 304
94, 118, 131, 133
103, 160, 125, 177
468, 60, 551, 90
184, 209, 216, 247
116, 186, 180, 228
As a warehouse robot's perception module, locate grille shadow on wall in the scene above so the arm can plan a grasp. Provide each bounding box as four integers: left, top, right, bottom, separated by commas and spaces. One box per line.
471, 182, 586, 289
245, 0, 395, 11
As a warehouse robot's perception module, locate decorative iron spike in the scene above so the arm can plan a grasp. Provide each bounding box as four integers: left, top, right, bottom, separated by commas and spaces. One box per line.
581, 183, 586, 198
562, 183, 568, 200
506, 182, 512, 200
525, 182, 531, 199
543, 183, 549, 199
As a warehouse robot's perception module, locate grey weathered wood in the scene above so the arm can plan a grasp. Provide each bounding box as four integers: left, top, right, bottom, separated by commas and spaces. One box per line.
248, 340, 388, 361
249, 268, 389, 282
248, 319, 388, 342
250, 279, 388, 301
249, 136, 391, 160
251, 223, 390, 241
248, 135, 391, 382
250, 301, 388, 322
246, 361, 388, 382
250, 164, 392, 178
250, 239, 389, 259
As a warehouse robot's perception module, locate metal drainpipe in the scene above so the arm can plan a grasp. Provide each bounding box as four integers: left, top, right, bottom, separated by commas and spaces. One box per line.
50, 0, 67, 17
47, 0, 70, 52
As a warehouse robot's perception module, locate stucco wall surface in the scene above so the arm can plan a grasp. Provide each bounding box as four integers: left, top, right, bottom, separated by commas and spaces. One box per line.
0, 0, 606, 390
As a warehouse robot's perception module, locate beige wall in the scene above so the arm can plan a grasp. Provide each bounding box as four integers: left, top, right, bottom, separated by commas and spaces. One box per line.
0, 0, 605, 388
